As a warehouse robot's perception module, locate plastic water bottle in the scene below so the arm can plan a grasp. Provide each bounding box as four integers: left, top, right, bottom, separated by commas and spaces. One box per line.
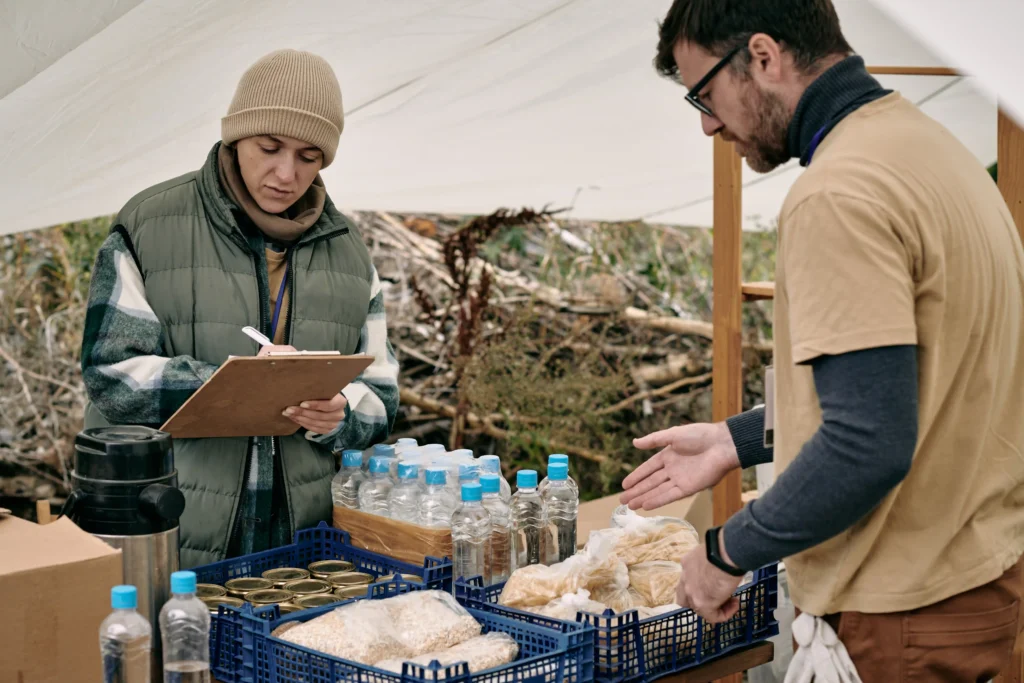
480, 474, 512, 583
511, 470, 548, 568
395, 438, 418, 455
459, 462, 480, 487
543, 462, 578, 563
160, 571, 211, 683
478, 455, 511, 502
100, 585, 151, 683
539, 454, 579, 497
420, 467, 456, 528
388, 462, 422, 523
358, 457, 394, 515
449, 448, 474, 459
331, 450, 366, 509
452, 482, 492, 585
422, 443, 447, 457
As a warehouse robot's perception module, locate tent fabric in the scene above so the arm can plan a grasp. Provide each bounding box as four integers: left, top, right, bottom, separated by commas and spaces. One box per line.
0, 0, 1000, 236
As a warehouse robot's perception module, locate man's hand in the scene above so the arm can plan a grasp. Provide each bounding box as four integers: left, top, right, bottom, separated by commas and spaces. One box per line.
620, 422, 739, 510
283, 393, 348, 435
676, 530, 743, 624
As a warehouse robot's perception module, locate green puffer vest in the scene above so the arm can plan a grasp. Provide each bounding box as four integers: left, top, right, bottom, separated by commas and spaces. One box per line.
84, 142, 373, 568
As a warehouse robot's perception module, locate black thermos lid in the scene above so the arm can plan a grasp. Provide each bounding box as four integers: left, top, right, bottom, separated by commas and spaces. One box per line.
74, 426, 174, 481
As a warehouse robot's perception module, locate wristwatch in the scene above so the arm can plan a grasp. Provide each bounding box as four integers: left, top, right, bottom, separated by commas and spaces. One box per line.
705, 526, 746, 577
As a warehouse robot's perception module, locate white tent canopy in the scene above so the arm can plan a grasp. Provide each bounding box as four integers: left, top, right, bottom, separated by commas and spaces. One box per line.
0, 0, 1006, 236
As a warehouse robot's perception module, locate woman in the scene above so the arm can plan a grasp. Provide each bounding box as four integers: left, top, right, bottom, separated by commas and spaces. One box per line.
80, 49, 399, 568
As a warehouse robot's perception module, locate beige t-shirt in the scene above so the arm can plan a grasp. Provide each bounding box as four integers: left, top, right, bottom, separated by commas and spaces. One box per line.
774, 93, 1024, 615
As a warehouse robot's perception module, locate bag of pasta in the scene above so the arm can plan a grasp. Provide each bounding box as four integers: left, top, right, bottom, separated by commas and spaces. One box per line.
587, 559, 648, 613
628, 561, 682, 607
610, 506, 699, 565
523, 588, 609, 621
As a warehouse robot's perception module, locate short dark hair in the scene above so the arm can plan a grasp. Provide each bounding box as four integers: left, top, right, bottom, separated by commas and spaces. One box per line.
655, 0, 853, 79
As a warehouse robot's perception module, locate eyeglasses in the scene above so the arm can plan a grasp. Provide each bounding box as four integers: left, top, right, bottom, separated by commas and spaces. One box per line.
685, 44, 746, 118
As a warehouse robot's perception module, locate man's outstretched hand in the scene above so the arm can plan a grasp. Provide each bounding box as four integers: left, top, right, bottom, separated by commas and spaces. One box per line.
620, 422, 740, 510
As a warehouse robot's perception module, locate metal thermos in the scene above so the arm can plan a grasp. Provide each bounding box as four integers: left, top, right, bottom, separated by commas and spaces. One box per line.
63, 426, 185, 682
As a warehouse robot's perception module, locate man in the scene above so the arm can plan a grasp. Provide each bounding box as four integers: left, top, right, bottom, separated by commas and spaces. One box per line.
621, 0, 1024, 677
81, 49, 399, 568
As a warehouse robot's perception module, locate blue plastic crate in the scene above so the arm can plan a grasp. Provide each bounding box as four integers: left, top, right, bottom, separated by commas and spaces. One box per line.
192, 522, 453, 683
455, 564, 779, 683
236, 587, 595, 683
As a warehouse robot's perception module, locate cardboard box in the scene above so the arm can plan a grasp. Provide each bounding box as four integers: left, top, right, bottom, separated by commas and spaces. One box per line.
333, 506, 452, 565
0, 513, 122, 683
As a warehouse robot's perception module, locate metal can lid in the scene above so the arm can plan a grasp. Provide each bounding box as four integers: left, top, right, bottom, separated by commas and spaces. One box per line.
328, 571, 374, 587
262, 568, 310, 586
376, 573, 423, 584
277, 602, 303, 615
246, 589, 295, 604
334, 585, 369, 599
197, 583, 227, 598
307, 560, 354, 575
282, 579, 332, 595
225, 577, 275, 593
201, 596, 245, 613
294, 593, 344, 609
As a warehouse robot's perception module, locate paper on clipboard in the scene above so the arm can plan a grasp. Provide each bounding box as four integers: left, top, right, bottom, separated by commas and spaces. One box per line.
160, 353, 373, 439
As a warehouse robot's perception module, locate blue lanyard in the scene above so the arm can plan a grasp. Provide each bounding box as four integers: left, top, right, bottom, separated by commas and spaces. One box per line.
804, 125, 829, 166
269, 266, 289, 342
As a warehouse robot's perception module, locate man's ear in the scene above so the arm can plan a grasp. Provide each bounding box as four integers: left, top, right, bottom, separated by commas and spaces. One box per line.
747, 33, 784, 82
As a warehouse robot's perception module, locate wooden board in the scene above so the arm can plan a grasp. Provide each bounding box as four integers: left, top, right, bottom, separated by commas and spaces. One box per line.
657, 643, 774, 683
334, 506, 452, 565
741, 281, 775, 301
161, 354, 373, 438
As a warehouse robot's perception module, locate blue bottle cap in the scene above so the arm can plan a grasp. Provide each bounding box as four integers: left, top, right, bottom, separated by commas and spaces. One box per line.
517, 470, 538, 488
396, 438, 418, 448
479, 455, 500, 473
398, 462, 419, 479
459, 463, 480, 481
111, 585, 137, 609
373, 444, 395, 458
461, 482, 483, 502
369, 457, 390, 474
341, 450, 362, 467
548, 462, 568, 481
480, 474, 501, 494
170, 570, 197, 595
548, 453, 569, 465
425, 467, 447, 486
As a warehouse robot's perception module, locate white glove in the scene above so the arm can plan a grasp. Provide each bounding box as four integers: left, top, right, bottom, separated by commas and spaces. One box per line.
783, 612, 862, 683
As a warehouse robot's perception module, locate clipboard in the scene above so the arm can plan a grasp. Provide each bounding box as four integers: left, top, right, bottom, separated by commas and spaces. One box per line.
160, 353, 374, 438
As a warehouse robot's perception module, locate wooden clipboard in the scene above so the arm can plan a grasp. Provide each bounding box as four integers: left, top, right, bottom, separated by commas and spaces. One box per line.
160, 353, 374, 438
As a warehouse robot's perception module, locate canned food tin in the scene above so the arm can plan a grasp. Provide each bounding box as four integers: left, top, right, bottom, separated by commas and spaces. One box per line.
225, 577, 274, 598
262, 567, 311, 587
246, 589, 295, 605
334, 585, 370, 599
376, 573, 423, 584
282, 579, 332, 596
277, 602, 302, 615
197, 583, 228, 599
201, 596, 245, 614
294, 593, 344, 609
308, 560, 354, 580
328, 571, 374, 587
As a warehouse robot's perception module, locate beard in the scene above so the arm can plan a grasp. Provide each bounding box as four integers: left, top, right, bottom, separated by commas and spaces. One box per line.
734, 82, 791, 173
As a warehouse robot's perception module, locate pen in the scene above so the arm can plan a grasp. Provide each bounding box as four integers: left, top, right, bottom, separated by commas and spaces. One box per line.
242, 326, 273, 347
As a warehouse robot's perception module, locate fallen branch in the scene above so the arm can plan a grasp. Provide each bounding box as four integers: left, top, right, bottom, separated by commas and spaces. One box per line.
623, 307, 715, 339
400, 387, 630, 471
631, 353, 705, 386
597, 371, 713, 416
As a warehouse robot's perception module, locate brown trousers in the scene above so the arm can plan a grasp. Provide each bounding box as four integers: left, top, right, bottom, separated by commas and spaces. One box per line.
795, 560, 1022, 682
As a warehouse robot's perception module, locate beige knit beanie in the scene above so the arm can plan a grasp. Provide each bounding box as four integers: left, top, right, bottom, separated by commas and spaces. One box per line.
222, 49, 344, 167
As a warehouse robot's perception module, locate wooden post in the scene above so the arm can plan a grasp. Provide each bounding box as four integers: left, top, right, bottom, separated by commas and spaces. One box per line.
995, 106, 1024, 683
710, 135, 745, 683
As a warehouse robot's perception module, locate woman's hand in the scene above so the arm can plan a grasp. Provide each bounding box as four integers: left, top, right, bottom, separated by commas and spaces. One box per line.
283, 393, 348, 435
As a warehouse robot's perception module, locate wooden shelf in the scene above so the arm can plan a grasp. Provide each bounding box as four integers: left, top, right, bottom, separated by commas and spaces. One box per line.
658, 643, 775, 683
866, 66, 959, 77
741, 281, 775, 301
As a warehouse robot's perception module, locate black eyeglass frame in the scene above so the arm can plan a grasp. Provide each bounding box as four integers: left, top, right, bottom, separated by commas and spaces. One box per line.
684, 43, 747, 117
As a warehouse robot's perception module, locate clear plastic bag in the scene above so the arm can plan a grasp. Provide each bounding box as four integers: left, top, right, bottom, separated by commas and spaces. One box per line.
610, 506, 699, 565
277, 599, 411, 665
382, 590, 482, 655
628, 561, 682, 607
376, 632, 520, 677
498, 530, 620, 608
587, 560, 648, 613
523, 588, 609, 621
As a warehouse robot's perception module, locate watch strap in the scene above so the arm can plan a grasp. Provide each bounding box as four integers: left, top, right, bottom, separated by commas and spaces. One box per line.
705, 526, 746, 577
